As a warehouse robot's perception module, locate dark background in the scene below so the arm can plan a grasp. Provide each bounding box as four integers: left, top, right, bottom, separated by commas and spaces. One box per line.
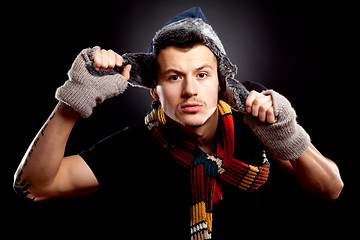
3, 0, 356, 238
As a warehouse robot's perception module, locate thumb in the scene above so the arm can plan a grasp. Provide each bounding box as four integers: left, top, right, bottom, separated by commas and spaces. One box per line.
121, 64, 131, 81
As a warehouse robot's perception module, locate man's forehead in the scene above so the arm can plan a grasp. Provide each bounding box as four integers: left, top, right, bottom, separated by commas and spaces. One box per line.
157, 44, 218, 72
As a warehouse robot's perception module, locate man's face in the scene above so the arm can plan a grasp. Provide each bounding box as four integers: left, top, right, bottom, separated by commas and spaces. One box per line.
152, 44, 219, 128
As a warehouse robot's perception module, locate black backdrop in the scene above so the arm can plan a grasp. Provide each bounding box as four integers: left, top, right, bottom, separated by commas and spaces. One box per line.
3, 0, 356, 238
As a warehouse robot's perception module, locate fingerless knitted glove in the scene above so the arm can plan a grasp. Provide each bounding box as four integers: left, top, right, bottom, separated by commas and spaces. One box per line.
55, 46, 128, 118
244, 90, 310, 160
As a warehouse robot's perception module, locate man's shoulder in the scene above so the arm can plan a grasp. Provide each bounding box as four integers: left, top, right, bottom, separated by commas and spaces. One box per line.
95, 122, 151, 146
79, 122, 164, 187
79, 122, 156, 165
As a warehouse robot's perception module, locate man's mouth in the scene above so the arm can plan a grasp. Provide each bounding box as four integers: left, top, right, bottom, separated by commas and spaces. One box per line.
180, 103, 203, 113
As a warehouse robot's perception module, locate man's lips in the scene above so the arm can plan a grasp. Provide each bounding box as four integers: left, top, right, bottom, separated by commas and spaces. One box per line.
180, 103, 203, 113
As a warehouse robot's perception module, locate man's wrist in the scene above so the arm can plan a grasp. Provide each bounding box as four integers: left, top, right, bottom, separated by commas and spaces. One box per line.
56, 101, 80, 120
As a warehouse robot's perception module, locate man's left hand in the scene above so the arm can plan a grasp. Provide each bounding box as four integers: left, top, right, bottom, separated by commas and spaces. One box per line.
245, 90, 276, 123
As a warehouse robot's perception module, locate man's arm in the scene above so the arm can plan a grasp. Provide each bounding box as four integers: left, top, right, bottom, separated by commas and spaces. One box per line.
13, 48, 131, 201
275, 143, 343, 200
245, 90, 344, 200
13, 103, 100, 201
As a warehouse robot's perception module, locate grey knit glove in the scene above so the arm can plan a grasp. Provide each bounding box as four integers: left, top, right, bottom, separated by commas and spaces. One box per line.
244, 90, 310, 160
55, 46, 128, 118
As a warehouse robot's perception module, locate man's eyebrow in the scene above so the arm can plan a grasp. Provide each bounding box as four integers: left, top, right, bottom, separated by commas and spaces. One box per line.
162, 64, 214, 75
195, 64, 214, 71
163, 68, 183, 75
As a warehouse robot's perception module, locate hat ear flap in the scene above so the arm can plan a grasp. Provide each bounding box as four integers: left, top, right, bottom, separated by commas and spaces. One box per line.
226, 78, 249, 113
113, 53, 157, 89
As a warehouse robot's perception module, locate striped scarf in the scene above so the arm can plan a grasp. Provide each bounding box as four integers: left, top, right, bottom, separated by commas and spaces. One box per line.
145, 100, 270, 240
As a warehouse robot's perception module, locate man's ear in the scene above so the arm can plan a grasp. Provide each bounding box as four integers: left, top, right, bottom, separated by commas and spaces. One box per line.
150, 86, 160, 101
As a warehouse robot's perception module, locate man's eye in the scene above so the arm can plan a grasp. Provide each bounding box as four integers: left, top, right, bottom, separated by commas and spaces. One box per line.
198, 73, 207, 79
169, 75, 180, 81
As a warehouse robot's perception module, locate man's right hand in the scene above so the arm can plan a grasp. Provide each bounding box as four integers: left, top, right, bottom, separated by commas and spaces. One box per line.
93, 49, 131, 80
55, 46, 130, 118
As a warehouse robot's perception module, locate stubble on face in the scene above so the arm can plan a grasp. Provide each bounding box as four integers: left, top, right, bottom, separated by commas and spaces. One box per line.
154, 44, 220, 129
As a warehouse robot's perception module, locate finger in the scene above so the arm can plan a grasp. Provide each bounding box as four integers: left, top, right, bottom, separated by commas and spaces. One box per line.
100, 49, 109, 69
258, 105, 267, 122
245, 90, 258, 113
251, 101, 260, 118
121, 64, 131, 81
250, 94, 265, 118
115, 53, 123, 67
258, 101, 272, 122
93, 50, 102, 69
107, 50, 116, 69
266, 106, 276, 123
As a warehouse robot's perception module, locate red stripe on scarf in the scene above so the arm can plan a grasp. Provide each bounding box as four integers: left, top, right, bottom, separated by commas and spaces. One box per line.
145, 100, 270, 239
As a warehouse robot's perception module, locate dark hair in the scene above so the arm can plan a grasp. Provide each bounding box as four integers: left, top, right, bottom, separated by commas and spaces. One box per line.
153, 30, 237, 107
154, 30, 206, 53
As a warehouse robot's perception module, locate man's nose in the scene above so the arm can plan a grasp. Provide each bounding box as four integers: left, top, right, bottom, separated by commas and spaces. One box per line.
181, 77, 198, 98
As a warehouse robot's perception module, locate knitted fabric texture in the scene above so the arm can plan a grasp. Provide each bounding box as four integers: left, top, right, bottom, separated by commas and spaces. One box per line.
56, 46, 128, 118
145, 100, 270, 240
244, 90, 311, 160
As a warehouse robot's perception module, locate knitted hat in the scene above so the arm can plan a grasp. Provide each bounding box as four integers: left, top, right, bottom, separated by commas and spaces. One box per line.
118, 7, 249, 112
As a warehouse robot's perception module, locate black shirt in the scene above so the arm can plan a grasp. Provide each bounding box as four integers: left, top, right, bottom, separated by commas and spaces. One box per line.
80, 81, 269, 239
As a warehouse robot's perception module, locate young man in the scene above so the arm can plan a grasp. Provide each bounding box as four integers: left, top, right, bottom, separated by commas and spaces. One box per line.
14, 7, 343, 240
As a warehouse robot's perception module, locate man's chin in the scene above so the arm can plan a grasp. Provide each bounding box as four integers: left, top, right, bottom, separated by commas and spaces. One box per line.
169, 107, 218, 128
176, 118, 207, 128
167, 113, 206, 128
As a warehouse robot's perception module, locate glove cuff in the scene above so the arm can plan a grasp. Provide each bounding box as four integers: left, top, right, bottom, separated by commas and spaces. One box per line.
55, 81, 96, 118
55, 74, 128, 118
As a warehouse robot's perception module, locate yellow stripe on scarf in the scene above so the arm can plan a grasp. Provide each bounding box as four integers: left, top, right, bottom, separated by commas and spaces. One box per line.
218, 100, 232, 116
